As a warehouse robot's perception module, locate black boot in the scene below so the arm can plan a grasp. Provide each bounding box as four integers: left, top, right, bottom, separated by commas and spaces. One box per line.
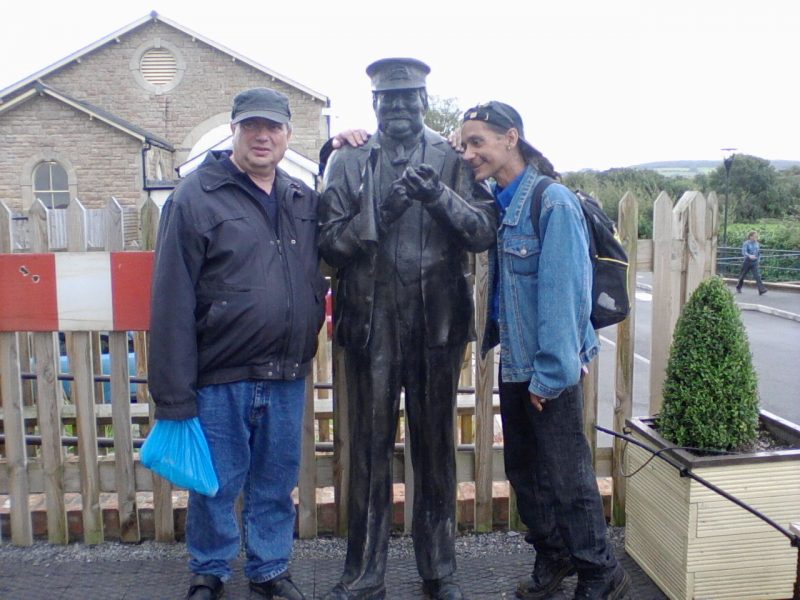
422, 574, 464, 600
323, 581, 386, 600
186, 574, 224, 600
573, 564, 630, 600
516, 553, 576, 599
249, 571, 305, 599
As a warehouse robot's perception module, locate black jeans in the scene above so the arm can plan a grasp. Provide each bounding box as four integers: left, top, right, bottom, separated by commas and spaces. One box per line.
737, 258, 767, 293
499, 375, 616, 574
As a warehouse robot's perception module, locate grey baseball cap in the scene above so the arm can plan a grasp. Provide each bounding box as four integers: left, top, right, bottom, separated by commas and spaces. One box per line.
231, 88, 291, 125
463, 101, 541, 160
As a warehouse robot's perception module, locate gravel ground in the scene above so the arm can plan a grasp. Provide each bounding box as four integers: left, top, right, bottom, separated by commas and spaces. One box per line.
0, 527, 626, 565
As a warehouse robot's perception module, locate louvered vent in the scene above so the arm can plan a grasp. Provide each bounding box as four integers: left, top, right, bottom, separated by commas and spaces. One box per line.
140, 48, 177, 86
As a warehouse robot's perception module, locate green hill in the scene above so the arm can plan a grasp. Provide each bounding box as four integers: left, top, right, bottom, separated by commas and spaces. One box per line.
631, 159, 800, 178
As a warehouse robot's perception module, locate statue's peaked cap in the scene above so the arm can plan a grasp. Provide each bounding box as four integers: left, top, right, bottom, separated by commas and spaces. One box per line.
366, 58, 430, 91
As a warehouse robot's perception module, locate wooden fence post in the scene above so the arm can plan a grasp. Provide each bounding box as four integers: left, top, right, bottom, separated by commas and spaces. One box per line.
404, 415, 414, 534
649, 192, 674, 415
332, 336, 350, 536
0, 201, 33, 545
105, 198, 141, 543
298, 374, 318, 539
705, 192, 720, 279
583, 360, 599, 466
474, 250, 494, 532
138, 197, 175, 542
612, 192, 638, 526
0, 200, 12, 253
64, 197, 103, 544
28, 200, 69, 544
676, 191, 707, 301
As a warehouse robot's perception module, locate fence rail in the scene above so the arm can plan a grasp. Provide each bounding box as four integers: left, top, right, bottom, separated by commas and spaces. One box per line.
716, 246, 800, 282
0, 191, 719, 545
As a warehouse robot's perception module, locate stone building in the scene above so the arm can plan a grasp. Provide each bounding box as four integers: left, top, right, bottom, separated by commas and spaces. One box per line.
0, 11, 329, 214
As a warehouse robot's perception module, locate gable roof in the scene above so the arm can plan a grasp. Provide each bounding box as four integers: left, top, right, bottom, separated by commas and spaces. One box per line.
0, 11, 328, 104
0, 82, 174, 149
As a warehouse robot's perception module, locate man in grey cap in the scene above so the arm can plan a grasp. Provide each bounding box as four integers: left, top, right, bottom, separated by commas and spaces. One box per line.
149, 88, 326, 600
318, 59, 497, 600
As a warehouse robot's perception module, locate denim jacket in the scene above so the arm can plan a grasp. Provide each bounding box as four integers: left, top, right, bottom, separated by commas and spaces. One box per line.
741, 238, 760, 261
481, 165, 598, 399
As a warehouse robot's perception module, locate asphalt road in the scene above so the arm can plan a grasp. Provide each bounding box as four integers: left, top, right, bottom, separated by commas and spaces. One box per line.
595, 275, 800, 446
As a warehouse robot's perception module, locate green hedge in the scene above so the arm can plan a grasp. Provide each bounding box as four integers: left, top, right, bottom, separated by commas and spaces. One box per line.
725, 221, 800, 250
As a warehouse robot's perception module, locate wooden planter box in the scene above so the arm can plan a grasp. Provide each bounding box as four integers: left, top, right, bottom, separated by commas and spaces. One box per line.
624, 411, 800, 600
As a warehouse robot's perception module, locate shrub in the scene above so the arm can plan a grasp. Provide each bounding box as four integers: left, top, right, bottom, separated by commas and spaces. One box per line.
659, 276, 759, 450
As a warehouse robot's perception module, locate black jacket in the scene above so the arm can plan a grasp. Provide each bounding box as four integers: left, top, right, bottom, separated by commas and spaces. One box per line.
148, 151, 327, 420
319, 128, 496, 350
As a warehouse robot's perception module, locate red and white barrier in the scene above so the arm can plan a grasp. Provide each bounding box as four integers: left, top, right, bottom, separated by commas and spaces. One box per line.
0, 252, 153, 332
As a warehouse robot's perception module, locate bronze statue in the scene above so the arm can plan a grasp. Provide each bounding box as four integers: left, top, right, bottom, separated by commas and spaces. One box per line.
318, 58, 497, 600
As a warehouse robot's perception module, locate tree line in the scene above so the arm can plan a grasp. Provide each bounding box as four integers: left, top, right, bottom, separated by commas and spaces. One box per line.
424, 96, 800, 250
562, 156, 800, 249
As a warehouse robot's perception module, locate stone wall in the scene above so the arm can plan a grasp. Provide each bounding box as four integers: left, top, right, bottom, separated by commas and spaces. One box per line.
0, 18, 327, 210
0, 95, 143, 209
43, 20, 326, 160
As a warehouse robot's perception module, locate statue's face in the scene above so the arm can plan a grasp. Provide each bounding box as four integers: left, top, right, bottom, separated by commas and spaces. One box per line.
374, 89, 426, 140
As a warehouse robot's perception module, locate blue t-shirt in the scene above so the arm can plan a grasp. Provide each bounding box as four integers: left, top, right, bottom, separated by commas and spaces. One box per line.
493, 171, 525, 220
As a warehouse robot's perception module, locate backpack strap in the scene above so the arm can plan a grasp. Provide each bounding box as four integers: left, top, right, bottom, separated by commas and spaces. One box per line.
530, 176, 555, 239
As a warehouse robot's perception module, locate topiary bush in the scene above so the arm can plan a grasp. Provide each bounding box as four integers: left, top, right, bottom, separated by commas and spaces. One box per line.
658, 276, 759, 451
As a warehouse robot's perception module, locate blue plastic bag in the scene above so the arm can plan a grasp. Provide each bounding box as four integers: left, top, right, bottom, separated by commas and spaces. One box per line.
141, 418, 219, 497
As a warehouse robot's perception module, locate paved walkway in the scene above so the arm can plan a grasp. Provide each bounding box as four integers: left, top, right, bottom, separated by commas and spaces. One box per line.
0, 532, 668, 599
729, 280, 800, 321
636, 273, 800, 320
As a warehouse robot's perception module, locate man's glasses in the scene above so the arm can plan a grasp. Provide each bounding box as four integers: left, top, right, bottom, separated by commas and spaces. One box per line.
239, 120, 283, 133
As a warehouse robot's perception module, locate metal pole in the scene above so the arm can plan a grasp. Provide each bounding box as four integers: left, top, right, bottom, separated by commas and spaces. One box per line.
722, 151, 736, 248
723, 170, 730, 247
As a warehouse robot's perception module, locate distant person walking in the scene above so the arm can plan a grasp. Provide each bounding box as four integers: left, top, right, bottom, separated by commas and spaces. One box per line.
736, 230, 767, 295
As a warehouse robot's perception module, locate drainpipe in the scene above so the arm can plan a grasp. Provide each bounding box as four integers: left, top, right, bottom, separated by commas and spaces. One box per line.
141, 142, 152, 190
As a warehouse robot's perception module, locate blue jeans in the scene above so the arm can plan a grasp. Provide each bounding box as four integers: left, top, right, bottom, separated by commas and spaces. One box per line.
737, 258, 767, 293
499, 374, 616, 575
187, 378, 306, 583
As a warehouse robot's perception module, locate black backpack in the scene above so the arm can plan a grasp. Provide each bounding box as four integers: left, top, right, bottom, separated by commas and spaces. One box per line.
531, 178, 631, 329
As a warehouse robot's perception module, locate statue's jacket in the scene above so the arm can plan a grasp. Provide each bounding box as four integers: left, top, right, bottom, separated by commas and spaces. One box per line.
319, 128, 497, 350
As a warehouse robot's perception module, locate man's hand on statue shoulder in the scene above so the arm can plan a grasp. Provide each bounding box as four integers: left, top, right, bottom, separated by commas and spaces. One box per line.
401, 164, 444, 203
448, 129, 464, 153
331, 129, 371, 149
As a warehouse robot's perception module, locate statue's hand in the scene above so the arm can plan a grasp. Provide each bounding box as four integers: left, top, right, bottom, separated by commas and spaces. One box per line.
379, 180, 413, 225
331, 129, 371, 149
401, 164, 444, 203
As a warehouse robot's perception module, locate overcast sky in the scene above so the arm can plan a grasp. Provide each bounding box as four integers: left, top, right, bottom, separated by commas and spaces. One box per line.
2, 0, 798, 172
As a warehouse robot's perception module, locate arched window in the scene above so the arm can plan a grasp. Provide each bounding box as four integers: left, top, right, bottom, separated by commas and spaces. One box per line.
33, 161, 70, 208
